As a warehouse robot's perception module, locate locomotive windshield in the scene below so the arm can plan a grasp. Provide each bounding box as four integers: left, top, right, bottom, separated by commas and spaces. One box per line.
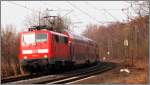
35, 34, 47, 42
22, 33, 47, 45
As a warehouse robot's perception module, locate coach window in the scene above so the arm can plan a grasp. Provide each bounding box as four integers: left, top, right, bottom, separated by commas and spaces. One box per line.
59, 36, 63, 43
54, 35, 59, 42
64, 37, 68, 44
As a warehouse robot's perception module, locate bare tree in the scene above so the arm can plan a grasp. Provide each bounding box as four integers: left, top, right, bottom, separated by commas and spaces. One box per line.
122, 1, 149, 20
83, 15, 148, 66
1, 25, 21, 77
24, 10, 71, 33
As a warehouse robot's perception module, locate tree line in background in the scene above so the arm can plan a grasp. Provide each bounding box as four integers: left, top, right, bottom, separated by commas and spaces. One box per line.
83, 1, 149, 67
84, 15, 148, 64
1, 25, 22, 77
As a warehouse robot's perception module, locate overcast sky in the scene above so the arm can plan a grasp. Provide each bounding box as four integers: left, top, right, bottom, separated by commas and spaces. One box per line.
1, 1, 136, 35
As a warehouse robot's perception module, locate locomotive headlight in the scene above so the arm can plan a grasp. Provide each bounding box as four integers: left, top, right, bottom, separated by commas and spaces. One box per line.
24, 56, 27, 59
44, 55, 47, 58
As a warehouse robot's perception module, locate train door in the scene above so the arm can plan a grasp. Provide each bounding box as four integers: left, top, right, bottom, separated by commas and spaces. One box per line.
69, 43, 73, 61
71, 43, 77, 64
53, 34, 59, 60
61, 36, 69, 60
51, 34, 56, 61
86, 43, 90, 63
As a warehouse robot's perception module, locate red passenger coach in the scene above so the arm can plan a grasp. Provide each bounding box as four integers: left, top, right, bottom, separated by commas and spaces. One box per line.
64, 31, 99, 65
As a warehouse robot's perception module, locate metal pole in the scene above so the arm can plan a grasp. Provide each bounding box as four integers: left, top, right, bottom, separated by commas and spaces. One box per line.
39, 12, 40, 26
124, 39, 128, 67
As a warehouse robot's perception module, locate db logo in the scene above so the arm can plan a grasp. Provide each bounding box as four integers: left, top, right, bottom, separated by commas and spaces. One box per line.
32, 50, 38, 53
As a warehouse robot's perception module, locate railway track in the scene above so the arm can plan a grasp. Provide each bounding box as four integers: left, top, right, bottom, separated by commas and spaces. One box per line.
3, 62, 116, 84
46, 62, 116, 84
1, 72, 49, 83
1, 74, 30, 83
1, 64, 84, 83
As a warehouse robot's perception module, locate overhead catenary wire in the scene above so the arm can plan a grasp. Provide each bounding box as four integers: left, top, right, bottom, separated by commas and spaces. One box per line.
41, 2, 74, 17
84, 1, 108, 21
85, 2, 119, 22
7, 1, 45, 26
7, 1, 37, 12
66, 1, 106, 24
7, 1, 119, 24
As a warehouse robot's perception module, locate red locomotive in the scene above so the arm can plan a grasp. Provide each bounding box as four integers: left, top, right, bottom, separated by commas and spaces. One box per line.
19, 25, 99, 74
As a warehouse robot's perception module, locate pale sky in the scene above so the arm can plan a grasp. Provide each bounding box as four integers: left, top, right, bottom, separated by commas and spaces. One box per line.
1, 1, 136, 35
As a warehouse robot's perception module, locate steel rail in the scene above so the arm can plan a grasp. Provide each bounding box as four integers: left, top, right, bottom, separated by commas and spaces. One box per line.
47, 62, 116, 84
4, 62, 116, 84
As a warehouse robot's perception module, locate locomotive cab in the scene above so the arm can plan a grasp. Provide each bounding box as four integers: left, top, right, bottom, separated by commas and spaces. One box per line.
20, 30, 51, 72
19, 27, 70, 73
20, 31, 49, 60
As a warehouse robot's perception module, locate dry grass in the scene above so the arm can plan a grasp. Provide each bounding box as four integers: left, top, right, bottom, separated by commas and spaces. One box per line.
73, 56, 148, 84
1, 63, 23, 78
